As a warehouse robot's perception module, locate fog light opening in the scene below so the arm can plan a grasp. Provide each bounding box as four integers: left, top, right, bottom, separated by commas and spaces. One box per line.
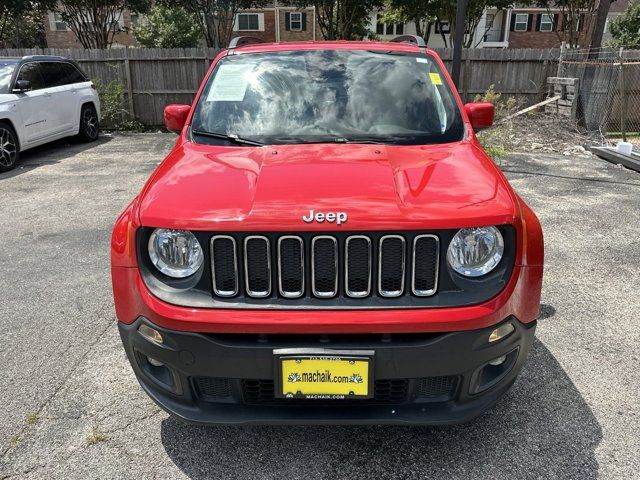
147, 356, 164, 367
488, 323, 514, 343
139, 324, 163, 345
488, 355, 507, 366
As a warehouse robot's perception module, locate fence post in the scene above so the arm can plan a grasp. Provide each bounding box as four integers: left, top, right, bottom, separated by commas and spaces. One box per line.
124, 47, 135, 119
619, 47, 626, 142
558, 41, 566, 76
462, 50, 471, 102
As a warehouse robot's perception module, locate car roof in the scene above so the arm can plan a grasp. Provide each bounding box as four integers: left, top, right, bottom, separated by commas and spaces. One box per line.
227, 40, 437, 56
0, 55, 70, 63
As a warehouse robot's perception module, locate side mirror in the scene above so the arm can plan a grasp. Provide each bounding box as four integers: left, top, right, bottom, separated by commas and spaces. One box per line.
12, 79, 31, 93
164, 104, 191, 133
464, 102, 495, 131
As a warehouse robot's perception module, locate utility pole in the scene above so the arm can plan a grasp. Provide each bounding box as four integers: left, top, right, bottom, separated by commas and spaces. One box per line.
451, 0, 468, 89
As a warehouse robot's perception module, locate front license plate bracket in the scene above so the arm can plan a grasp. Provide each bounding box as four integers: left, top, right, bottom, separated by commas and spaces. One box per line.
274, 348, 375, 399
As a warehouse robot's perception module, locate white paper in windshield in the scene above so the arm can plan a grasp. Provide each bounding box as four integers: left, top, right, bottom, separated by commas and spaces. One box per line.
206, 64, 253, 102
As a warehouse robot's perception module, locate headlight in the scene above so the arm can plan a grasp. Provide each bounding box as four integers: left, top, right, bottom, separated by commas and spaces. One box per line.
148, 229, 203, 278
447, 226, 504, 277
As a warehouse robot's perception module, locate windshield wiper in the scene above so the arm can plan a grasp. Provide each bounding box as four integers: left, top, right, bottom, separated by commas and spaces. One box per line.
190, 128, 264, 146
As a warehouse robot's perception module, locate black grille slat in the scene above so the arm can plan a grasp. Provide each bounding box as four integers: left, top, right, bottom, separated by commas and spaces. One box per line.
412, 235, 439, 296
416, 376, 457, 401
278, 237, 304, 298
379, 236, 405, 297
208, 233, 440, 302
194, 377, 233, 400
242, 379, 409, 405
346, 236, 371, 298
211, 236, 238, 297
245, 236, 271, 297
195, 376, 456, 405
312, 237, 338, 297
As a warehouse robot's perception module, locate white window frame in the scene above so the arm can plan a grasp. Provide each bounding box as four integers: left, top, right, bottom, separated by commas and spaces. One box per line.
540, 14, 553, 32
514, 13, 529, 32
234, 13, 264, 32
375, 14, 405, 36
289, 12, 303, 31
437, 20, 451, 34
565, 14, 581, 32
49, 13, 69, 32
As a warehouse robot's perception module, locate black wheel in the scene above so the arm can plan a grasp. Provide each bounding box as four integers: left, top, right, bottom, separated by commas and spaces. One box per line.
0, 122, 19, 173
78, 104, 99, 142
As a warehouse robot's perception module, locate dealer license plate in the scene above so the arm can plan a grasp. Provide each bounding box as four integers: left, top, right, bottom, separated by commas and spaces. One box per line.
275, 350, 374, 399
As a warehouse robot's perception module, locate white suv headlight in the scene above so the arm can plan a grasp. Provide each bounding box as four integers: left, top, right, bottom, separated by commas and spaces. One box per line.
148, 229, 203, 278
447, 226, 504, 277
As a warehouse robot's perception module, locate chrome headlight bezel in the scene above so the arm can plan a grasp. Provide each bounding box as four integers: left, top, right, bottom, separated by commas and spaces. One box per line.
446, 226, 504, 277
148, 228, 204, 278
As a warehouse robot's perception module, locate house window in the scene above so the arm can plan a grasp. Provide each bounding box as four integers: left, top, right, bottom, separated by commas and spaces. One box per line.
435, 20, 450, 34
289, 12, 303, 31
564, 14, 581, 32
375, 15, 404, 35
540, 14, 553, 32
238, 13, 260, 31
514, 13, 529, 32
52, 13, 68, 31
130, 13, 146, 28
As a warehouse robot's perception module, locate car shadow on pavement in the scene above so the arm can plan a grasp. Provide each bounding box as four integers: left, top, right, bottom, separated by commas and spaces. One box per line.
160, 335, 602, 479
0, 134, 112, 180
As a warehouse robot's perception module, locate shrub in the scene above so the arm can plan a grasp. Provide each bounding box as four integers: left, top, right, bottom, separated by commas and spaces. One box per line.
93, 79, 144, 131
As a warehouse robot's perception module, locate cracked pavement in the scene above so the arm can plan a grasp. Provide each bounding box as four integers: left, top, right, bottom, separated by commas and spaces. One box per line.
1, 133, 639, 479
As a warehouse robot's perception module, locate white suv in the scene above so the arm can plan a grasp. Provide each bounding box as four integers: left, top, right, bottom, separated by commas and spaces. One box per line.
0, 55, 101, 172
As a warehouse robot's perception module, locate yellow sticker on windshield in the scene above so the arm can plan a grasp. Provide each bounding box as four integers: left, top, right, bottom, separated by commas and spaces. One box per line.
429, 72, 443, 85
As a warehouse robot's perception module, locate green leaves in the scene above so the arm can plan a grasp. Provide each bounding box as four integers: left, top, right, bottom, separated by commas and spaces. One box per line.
609, 0, 640, 48
134, 4, 201, 48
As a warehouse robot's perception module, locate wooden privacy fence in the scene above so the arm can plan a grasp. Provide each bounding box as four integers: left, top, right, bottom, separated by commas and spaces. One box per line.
0, 47, 561, 126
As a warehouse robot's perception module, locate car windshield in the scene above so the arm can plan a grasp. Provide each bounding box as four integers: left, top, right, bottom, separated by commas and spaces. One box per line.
0, 61, 17, 94
191, 49, 464, 145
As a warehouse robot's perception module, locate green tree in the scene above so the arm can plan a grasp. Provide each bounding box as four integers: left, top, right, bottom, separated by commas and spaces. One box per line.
609, 0, 640, 47
380, 0, 512, 48
0, 0, 54, 48
287, 0, 382, 40
135, 4, 201, 47
57, 0, 151, 49
379, 0, 439, 42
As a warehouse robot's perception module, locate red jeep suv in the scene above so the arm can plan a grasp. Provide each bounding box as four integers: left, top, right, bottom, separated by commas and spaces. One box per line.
111, 36, 543, 425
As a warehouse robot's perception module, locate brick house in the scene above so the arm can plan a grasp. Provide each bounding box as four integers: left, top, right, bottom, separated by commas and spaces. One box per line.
44, 10, 141, 48
43, 4, 318, 48
506, 6, 593, 48
232, 4, 318, 43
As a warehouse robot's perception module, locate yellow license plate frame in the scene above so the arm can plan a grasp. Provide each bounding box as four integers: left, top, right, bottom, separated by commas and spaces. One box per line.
275, 349, 374, 399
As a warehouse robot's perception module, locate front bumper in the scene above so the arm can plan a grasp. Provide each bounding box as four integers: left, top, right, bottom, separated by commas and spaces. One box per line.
119, 316, 536, 425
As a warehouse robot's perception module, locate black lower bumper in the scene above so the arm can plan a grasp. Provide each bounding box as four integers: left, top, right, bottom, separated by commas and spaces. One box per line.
119, 317, 536, 425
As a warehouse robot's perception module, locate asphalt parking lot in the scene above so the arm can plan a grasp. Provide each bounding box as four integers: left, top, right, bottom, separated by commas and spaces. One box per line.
0, 133, 639, 479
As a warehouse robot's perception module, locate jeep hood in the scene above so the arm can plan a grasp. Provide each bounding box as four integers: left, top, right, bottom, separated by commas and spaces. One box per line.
138, 141, 518, 231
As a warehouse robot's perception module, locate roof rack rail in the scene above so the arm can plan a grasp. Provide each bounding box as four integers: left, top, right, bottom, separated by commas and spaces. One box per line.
21, 54, 67, 61
390, 35, 426, 48
228, 36, 265, 49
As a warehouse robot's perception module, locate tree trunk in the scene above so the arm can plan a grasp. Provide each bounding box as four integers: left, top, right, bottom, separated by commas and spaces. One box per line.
589, 0, 611, 58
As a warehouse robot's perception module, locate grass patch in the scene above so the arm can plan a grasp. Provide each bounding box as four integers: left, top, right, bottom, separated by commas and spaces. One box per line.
25, 413, 39, 425
85, 428, 109, 447
477, 125, 513, 159
9, 435, 20, 448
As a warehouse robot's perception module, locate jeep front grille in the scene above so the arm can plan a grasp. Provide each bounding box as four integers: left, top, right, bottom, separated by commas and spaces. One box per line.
210, 236, 238, 297
209, 233, 440, 302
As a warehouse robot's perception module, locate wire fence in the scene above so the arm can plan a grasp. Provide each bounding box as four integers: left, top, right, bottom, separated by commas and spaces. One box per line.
559, 46, 640, 150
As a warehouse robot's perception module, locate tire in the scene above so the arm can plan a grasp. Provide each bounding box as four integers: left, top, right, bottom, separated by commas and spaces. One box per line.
78, 103, 99, 142
0, 121, 19, 173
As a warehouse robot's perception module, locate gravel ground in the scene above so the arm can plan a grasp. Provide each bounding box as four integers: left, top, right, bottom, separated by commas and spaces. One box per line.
0, 133, 638, 479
